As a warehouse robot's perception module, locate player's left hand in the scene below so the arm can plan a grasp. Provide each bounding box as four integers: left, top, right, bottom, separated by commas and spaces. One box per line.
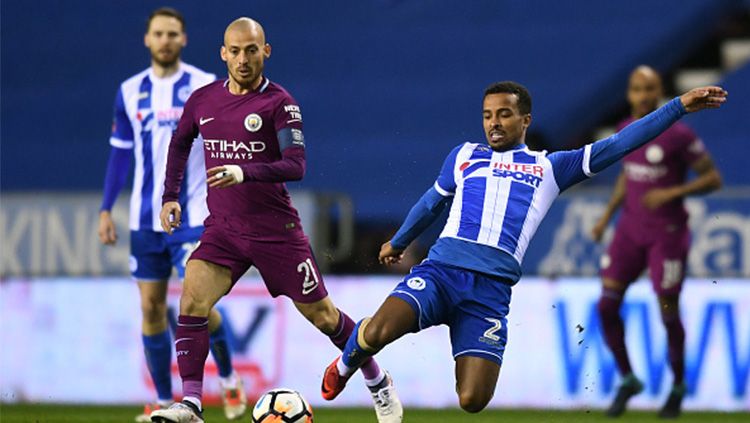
379, 241, 405, 266
160, 201, 181, 234
679, 86, 728, 113
642, 187, 678, 210
207, 165, 244, 188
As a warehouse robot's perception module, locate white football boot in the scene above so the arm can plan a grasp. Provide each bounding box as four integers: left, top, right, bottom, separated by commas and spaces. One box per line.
370, 371, 403, 423
221, 376, 248, 420
150, 401, 204, 423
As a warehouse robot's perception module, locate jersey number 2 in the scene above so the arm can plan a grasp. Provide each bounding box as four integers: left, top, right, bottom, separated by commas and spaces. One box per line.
483, 318, 504, 342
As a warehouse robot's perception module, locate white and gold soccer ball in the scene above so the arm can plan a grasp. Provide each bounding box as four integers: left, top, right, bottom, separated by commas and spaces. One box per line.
251, 388, 313, 423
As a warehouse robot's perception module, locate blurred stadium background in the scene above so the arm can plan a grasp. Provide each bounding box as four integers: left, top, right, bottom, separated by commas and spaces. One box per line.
1, 0, 749, 420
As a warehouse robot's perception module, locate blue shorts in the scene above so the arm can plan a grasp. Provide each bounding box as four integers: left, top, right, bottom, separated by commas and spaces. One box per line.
129, 227, 204, 280
390, 260, 512, 366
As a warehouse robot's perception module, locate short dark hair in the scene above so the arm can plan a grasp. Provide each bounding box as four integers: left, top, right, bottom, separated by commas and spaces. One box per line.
483, 81, 532, 115
146, 7, 185, 33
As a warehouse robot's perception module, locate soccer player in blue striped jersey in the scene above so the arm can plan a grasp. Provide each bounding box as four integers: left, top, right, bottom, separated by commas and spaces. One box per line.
97, 8, 246, 421
321, 81, 727, 413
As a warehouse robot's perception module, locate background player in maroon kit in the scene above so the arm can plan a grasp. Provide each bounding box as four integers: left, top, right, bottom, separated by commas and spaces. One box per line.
591, 66, 723, 418
150, 18, 402, 423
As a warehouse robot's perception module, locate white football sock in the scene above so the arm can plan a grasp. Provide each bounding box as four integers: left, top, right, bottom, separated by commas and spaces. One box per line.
219, 371, 239, 389
364, 369, 387, 388
336, 357, 354, 377
183, 396, 202, 411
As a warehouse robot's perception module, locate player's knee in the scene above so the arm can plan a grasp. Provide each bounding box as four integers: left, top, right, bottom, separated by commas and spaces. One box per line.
179, 290, 212, 316
140, 297, 167, 324
458, 390, 491, 413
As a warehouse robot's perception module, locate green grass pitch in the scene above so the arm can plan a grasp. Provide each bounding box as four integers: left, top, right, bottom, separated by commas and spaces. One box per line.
1, 405, 748, 423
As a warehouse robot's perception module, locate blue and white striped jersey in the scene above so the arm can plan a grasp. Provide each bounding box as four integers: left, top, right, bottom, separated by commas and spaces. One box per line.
110, 63, 215, 231
427, 142, 593, 282
391, 98, 687, 284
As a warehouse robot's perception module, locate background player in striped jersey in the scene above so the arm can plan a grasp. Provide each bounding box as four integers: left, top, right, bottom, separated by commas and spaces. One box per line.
150, 18, 401, 423
321, 82, 727, 414
97, 8, 246, 421
591, 66, 722, 418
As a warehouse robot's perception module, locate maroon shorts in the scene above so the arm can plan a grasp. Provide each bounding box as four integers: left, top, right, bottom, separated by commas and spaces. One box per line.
189, 220, 328, 303
600, 219, 690, 296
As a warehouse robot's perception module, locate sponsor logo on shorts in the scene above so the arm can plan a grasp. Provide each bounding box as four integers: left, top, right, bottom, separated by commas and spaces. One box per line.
244, 113, 263, 132
406, 277, 426, 291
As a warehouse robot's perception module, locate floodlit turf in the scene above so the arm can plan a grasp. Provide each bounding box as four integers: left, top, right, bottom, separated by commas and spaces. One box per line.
1, 404, 748, 422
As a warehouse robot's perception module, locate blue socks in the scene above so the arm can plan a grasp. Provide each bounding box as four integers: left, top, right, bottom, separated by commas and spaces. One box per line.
143, 330, 173, 402
340, 319, 375, 372
209, 318, 234, 378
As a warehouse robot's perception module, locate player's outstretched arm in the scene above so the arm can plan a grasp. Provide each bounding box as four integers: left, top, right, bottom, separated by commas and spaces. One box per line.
549, 87, 727, 193
589, 86, 727, 174
381, 187, 451, 265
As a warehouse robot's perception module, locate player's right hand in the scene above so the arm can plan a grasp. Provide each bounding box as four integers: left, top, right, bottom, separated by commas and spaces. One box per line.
160, 201, 182, 235
679, 86, 728, 113
590, 219, 607, 243
379, 241, 405, 266
98, 210, 117, 245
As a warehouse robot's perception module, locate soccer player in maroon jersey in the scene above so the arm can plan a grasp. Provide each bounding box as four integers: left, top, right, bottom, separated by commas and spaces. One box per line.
591, 66, 722, 418
150, 18, 402, 423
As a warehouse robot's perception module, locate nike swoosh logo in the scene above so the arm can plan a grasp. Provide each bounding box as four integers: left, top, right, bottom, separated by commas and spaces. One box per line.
199, 117, 215, 125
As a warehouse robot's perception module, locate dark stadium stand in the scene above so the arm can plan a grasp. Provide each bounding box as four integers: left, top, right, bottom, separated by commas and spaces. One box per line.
1, 0, 745, 219
685, 62, 749, 186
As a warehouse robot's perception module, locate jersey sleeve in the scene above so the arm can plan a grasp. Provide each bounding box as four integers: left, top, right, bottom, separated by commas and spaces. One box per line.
162, 92, 200, 203
434, 144, 462, 196
549, 97, 687, 192
547, 146, 593, 192
273, 93, 305, 152
109, 87, 134, 149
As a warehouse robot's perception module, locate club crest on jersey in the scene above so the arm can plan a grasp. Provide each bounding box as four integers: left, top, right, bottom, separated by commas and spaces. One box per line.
244, 113, 263, 132
406, 277, 426, 291
646, 145, 664, 164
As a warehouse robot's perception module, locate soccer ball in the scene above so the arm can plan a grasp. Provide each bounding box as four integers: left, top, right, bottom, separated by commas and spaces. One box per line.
251, 388, 313, 423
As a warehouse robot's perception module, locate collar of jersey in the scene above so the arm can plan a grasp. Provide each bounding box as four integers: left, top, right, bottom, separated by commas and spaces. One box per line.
223, 76, 270, 94
148, 62, 185, 84
491, 143, 527, 152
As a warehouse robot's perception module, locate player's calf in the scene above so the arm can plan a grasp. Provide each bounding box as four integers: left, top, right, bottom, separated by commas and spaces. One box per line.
458, 390, 493, 414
